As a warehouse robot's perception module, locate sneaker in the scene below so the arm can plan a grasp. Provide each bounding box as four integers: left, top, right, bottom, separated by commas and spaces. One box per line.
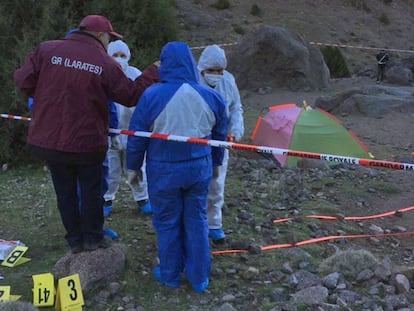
103, 200, 113, 217
103, 227, 118, 239
83, 236, 112, 251
209, 228, 225, 243
137, 200, 152, 214
192, 279, 209, 293
152, 266, 180, 288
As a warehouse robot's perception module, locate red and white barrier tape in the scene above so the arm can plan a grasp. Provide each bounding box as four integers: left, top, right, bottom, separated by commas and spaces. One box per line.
2, 114, 413, 172
189, 40, 414, 54
110, 128, 414, 172
0, 113, 31, 121
309, 41, 414, 54
190, 41, 240, 50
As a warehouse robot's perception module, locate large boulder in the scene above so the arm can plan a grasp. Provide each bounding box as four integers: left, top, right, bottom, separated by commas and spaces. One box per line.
386, 64, 413, 86
52, 244, 126, 292
315, 85, 414, 118
227, 25, 330, 91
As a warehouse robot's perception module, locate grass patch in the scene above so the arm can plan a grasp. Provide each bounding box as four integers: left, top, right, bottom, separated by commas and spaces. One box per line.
339, 182, 370, 198
300, 199, 340, 215
365, 180, 401, 193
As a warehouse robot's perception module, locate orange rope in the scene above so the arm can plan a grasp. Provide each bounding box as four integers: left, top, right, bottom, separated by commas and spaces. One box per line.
212, 231, 414, 255
272, 205, 414, 223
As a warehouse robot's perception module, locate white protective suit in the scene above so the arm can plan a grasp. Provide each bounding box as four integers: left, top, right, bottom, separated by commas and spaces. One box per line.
104, 40, 149, 203
197, 44, 244, 230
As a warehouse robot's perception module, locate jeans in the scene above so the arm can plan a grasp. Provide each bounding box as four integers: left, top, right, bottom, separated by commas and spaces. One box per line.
48, 161, 104, 247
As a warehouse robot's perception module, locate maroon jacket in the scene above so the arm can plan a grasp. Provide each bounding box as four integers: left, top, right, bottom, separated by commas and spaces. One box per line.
14, 32, 158, 154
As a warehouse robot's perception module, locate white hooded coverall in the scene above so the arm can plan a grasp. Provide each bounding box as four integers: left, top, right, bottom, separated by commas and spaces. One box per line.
104, 40, 149, 203
197, 44, 244, 230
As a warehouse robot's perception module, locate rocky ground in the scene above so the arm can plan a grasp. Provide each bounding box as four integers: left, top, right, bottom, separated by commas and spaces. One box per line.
3, 1, 414, 310
92, 1, 414, 309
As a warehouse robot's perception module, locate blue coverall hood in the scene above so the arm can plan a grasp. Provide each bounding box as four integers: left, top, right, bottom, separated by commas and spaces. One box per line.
158, 41, 199, 84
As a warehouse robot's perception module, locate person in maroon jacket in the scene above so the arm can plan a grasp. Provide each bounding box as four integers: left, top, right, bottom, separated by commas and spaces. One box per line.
13, 15, 159, 253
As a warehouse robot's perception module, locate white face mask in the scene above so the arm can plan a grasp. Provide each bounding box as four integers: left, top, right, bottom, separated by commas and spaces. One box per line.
204, 73, 223, 87
114, 57, 128, 72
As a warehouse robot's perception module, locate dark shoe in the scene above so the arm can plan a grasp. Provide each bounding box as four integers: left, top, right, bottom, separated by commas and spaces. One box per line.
137, 200, 152, 214
83, 236, 112, 251
70, 244, 83, 254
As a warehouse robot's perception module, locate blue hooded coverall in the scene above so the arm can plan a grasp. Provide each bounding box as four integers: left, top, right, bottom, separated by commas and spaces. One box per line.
126, 41, 227, 288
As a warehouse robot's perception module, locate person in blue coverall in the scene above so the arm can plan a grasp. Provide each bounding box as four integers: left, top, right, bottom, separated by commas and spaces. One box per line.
126, 41, 227, 292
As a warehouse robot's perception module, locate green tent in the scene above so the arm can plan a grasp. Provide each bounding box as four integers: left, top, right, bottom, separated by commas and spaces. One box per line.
251, 103, 372, 166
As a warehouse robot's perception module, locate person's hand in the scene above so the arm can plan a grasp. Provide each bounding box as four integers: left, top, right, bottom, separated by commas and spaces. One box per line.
127, 169, 142, 186
226, 134, 234, 142
212, 166, 220, 178
110, 135, 122, 150
153, 60, 161, 67
233, 133, 242, 142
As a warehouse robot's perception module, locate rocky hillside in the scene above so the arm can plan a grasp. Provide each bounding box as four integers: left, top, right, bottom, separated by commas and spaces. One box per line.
176, 0, 414, 75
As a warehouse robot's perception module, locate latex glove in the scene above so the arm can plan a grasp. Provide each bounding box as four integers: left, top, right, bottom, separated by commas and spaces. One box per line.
127, 169, 142, 186
110, 135, 122, 150
232, 133, 243, 142
212, 166, 220, 179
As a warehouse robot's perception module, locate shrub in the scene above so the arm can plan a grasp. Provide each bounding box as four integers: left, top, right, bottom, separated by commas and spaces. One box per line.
379, 13, 391, 25
0, 0, 179, 164
211, 0, 230, 10
320, 46, 351, 78
233, 25, 245, 35
250, 4, 261, 16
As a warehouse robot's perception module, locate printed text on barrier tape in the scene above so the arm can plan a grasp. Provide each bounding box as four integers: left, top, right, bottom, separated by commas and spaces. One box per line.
111, 128, 414, 172
2, 113, 414, 172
